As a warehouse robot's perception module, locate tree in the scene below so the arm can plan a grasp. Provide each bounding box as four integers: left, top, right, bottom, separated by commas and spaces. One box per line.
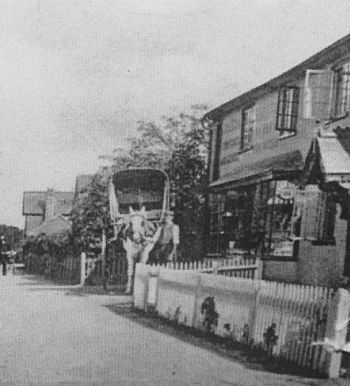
0, 225, 23, 250
71, 169, 114, 256
168, 114, 208, 259
74, 105, 209, 260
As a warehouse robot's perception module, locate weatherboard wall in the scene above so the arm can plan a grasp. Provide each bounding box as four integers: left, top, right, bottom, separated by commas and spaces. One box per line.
210, 75, 316, 184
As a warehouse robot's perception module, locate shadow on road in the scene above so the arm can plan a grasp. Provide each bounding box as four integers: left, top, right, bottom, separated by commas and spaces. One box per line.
17, 274, 130, 298
104, 303, 326, 385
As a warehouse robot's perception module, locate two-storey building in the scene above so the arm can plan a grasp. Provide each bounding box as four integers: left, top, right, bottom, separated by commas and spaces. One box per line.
202, 34, 350, 287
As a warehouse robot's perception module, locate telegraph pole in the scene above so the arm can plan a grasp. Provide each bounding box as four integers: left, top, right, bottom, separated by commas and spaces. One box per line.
101, 228, 108, 291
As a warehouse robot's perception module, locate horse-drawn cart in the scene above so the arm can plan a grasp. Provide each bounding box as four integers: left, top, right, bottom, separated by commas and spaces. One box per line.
110, 168, 170, 222
109, 168, 170, 292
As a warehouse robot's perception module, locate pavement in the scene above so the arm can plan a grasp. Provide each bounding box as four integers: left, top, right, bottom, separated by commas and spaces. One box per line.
0, 273, 346, 385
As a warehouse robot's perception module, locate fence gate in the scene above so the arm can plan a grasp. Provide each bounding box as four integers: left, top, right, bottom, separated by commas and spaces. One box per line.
107, 242, 128, 285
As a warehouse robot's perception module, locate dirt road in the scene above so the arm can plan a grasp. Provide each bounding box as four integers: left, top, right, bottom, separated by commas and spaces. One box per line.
0, 274, 338, 385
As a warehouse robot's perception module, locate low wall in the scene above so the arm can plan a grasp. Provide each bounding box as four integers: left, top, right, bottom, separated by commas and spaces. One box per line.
134, 263, 350, 378
262, 260, 298, 283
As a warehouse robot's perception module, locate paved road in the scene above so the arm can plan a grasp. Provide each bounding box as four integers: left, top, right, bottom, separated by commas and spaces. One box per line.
0, 274, 339, 385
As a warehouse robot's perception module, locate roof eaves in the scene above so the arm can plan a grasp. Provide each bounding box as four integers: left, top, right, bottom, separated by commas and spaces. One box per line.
203, 33, 350, 123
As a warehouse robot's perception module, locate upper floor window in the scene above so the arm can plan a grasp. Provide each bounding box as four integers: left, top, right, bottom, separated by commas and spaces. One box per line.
334, 62, 350, 117
276, 86, 299, 133
241, 106, 255, 151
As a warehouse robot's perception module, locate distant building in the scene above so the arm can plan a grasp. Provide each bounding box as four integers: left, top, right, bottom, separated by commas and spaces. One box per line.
22, 189, 74, 237
203, 33, 350, 287
74, 174, 93, 198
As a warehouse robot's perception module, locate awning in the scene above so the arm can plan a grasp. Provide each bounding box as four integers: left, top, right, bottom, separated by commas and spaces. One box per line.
210, 150, 303, 192
317, 136, 350, 183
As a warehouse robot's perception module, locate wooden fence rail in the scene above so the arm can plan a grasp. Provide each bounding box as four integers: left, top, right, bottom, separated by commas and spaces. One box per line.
151, 255, 261, 279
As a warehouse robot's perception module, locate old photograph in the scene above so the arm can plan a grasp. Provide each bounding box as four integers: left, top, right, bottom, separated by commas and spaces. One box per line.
1, 0, 350, 384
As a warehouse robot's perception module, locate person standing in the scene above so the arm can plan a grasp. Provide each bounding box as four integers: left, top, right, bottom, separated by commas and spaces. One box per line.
151, 211, 180, 264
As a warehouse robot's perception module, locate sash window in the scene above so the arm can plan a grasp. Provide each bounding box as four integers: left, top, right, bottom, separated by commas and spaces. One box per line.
334, 62, 350, 117
241, 106, 255, 151
276, 86, 299, 133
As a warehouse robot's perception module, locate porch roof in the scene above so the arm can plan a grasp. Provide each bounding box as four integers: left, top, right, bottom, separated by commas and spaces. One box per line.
209, 150, 303, 192
318, 136, 350, 183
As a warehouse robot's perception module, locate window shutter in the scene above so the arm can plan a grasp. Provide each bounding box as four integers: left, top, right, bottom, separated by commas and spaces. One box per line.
291, 87, 300, 130
213, 123, 222, 181
319, 195, 336, 242
303, 69, 333, 121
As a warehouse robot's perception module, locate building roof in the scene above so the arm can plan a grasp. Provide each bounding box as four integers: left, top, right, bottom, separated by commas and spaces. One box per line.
75, 174, 94, 195
203, 33, 350, 123
22, 191, 74, 215
210, 150, 303, 191
27, 215, 71, 237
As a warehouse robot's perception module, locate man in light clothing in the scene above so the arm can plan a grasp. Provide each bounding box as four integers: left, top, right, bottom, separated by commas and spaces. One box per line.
151, 211, 179, 264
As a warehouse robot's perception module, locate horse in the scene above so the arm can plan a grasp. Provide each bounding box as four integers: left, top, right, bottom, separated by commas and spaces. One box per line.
121, 206, 157, 294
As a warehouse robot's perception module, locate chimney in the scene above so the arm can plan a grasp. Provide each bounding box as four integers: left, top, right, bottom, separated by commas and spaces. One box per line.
45, 188, 55, 220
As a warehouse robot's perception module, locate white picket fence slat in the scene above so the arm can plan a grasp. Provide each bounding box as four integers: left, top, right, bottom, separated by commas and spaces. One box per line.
155, 256, 260, 279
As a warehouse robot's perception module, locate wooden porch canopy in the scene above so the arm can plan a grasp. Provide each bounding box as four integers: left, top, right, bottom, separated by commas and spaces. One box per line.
209, 150, 303, 193
304, 129, 350, 186
303, 129, 350, 218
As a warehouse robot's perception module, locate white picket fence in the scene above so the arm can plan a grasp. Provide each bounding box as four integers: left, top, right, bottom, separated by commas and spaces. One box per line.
152, 256, 261, 279
134, 263, 350, 378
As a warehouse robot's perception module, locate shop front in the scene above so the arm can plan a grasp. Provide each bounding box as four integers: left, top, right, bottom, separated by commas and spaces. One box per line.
208, 177, 300, 261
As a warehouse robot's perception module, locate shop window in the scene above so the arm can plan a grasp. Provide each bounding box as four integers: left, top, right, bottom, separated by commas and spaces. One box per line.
241, 106, 255, 151
264, 181, 296, 258
208, 187, 256, 255
208, 194, 226, 254
276, 87, 299, 134
334, 62, 350, 118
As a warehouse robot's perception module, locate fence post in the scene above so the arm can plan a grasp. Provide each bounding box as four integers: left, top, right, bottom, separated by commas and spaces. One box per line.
191, 274, 201, 328
325, 288, 350, 378
80, 252, 86, 287
250, 280, 261, 344
146, 266, 159, 311
212, 261, 219, 275
255, 258, 263, 279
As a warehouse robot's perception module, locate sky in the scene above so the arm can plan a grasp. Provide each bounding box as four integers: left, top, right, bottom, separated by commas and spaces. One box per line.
1, 0, 350, 227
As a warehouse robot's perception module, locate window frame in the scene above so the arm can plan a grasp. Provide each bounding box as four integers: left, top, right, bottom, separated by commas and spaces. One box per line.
208, 194, 226, 255
333, 61, 350, 118
276, 86, 299, 133
241, 105, 255, 152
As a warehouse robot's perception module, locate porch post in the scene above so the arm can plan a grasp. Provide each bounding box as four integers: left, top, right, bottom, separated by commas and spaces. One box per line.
325, 288, 350, 378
